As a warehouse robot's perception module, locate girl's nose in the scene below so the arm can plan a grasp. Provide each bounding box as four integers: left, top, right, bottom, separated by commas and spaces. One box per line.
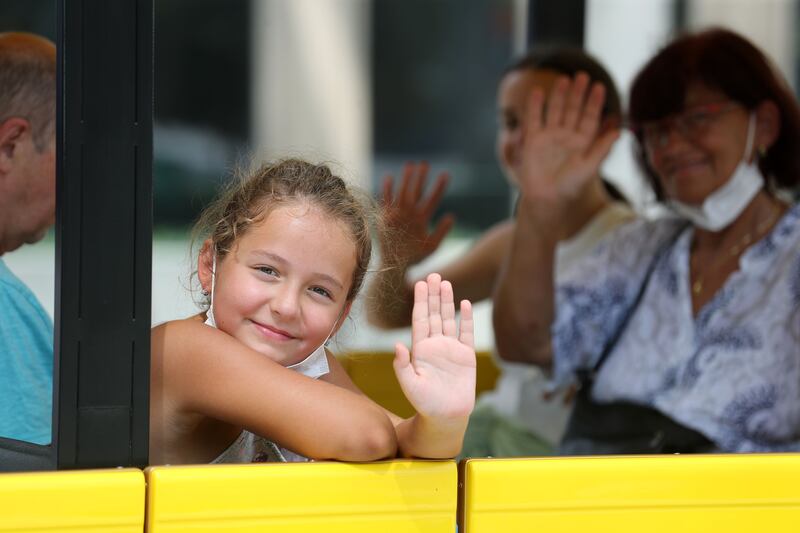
271, 285, 299, 318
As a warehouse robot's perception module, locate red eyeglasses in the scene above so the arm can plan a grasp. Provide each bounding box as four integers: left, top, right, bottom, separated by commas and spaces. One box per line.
635, 101, 741, 150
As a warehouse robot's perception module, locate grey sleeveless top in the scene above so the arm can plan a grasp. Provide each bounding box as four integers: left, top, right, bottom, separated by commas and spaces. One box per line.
211, 345, 330, 463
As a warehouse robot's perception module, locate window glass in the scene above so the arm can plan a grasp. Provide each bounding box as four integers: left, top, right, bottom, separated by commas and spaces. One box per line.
0, 0, 56, 446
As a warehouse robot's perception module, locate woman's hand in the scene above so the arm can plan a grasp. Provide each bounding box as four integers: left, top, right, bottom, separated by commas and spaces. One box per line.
393, 273, 476, 420
381, 162, 455, 265
516, 72, 620, 206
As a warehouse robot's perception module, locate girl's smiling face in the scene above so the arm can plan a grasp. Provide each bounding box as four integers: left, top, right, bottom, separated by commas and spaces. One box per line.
199, 202, 357, 366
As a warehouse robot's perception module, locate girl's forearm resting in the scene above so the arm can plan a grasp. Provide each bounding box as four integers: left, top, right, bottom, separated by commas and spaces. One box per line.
394, 413, 469, 458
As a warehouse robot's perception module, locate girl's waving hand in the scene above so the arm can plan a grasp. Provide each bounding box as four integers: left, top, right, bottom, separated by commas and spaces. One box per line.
394, 273, 476, 422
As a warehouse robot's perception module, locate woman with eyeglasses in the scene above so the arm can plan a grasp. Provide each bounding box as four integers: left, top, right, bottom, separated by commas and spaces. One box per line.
493, 28, 800, 454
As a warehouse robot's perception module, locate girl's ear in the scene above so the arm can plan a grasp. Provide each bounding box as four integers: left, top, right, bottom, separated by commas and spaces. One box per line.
198, 239, 215, 294
331, 301, 354, 336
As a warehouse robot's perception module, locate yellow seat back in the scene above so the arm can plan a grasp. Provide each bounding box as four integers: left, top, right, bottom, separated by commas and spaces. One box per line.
146, 460, 456, 532
459, 454, 800, 532
0, 468, 144, 533
337, 350, 500, 418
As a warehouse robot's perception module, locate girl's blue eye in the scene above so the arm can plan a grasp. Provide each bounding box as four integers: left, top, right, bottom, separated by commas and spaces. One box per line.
310, 286, 332, 299
258, 266, 278, 276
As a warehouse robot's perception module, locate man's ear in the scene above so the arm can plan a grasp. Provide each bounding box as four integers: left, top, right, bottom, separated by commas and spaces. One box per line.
755, 100, 780, 152
198, 239, 215, 294
332, 301, 353, 336
0, 118, 30, 174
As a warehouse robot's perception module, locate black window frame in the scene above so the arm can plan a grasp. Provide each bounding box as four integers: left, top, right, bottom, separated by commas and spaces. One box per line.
0, 0, 153, 472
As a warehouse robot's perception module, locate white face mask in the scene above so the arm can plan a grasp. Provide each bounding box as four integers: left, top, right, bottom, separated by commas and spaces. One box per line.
203, 250, 332, 379
203, 253, 218, 327
668, 113, 763, 231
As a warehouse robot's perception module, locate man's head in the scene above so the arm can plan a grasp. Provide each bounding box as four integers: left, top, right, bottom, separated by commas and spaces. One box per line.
0, 32, 56, 255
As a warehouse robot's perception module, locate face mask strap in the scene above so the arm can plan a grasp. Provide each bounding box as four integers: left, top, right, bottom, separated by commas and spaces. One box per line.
322, 304, 348, 347
743, 112, 757, 163
204, 247, 218, 327
209, 252, 217, 301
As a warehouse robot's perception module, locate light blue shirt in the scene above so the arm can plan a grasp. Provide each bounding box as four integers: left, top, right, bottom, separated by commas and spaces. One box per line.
0, 258, 53, 444
551, 204, 800, 452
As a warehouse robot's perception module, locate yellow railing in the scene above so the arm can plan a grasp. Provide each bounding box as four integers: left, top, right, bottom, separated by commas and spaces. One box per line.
5, 353, 800, 532
459, 454, 800, 532
0, 467, 145, 533
6, 454, 800, 532
145, 460, 455, 533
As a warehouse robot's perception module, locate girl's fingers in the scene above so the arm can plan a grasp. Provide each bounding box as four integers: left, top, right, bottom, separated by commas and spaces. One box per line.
458, 300, 474, 349
393, 341, 412, 372
411, 280, 430, 346
428, 214, 455, 250
399, 162, 415, 206
382, 175, 394, 206
410, 161, 428, 203
427, 273, 442, 336
562, 72, 590, 130
585, 128, 620, 169
441, 280, 456, 337
420, 172, 449, 216
544, 76, 569, 128
577, 83, 606, 140
524, 87, 545, 139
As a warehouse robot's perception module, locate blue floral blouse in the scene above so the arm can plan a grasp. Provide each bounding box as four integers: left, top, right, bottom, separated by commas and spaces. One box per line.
551, 203, 800, 452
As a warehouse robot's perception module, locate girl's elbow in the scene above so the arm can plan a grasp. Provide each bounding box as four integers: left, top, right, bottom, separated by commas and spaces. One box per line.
344, 418, 397, 461
364, 423, 398, 460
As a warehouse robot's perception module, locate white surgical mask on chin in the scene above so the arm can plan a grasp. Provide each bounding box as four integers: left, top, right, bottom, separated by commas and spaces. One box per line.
204, 253, 218, 328
285, 317, 339, 379
203, 251, 332, 379
667, 113, 763, 231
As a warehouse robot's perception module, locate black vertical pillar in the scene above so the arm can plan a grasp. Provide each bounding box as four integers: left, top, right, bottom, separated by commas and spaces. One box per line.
527, 0, 586, 47
55, 0, 153, 469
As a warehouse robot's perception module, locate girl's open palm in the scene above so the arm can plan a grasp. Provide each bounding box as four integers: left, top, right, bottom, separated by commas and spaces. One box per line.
393, 273, 476, 420
517, 72, 620, 203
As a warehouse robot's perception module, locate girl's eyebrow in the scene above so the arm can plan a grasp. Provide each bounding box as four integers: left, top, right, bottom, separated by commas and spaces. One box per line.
250, 250, 345, 290
250, 250, 287, 265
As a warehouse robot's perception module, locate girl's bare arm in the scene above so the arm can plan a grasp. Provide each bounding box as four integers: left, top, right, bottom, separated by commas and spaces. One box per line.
152, 320, 397, 461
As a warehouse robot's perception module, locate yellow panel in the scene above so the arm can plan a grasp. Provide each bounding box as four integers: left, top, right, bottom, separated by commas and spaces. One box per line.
146, 460, 456, 533
338, 351, 500, 418
0, 468, 145, 533
460, 454, 800, 532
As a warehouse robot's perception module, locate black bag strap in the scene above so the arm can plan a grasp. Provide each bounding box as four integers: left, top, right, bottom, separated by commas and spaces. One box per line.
581, 223, 688, 380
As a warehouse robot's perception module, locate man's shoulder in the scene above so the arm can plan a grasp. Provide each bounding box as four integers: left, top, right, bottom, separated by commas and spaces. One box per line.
0, 259, 50, 318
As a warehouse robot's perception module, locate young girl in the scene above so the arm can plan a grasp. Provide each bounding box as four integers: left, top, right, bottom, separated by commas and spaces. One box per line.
149, 158, 476, 465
